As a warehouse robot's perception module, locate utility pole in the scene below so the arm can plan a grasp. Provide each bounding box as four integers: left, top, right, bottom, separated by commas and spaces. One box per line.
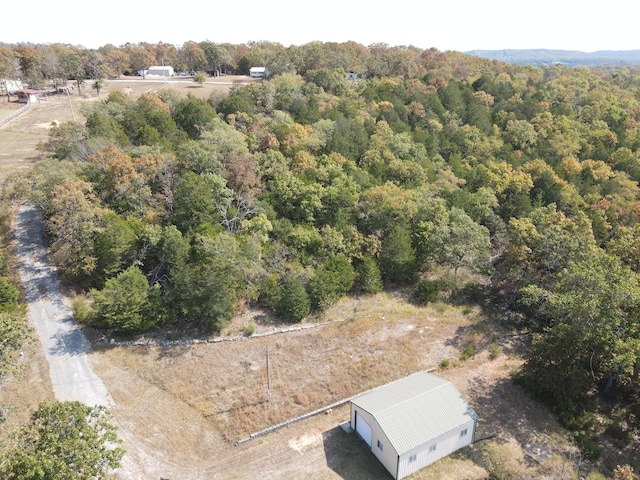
65, 88, 75, 122
266, 345, 271, 403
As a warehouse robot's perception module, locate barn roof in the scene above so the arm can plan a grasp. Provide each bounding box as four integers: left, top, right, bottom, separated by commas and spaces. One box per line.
351, 371, 477, 455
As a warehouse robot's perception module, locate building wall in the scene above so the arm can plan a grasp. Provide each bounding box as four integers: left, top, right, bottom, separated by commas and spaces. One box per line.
351, 404, 400, 478
148, 67, 174, 76
351, 402, 477, 480
396, 418, 477, 480
370, 420, 399, 479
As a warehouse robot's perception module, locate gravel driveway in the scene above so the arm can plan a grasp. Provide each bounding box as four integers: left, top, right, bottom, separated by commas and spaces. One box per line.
15, 204, 112, 407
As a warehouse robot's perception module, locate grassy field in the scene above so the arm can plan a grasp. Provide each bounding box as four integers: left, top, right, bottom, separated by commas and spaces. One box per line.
0, 76, 254, 181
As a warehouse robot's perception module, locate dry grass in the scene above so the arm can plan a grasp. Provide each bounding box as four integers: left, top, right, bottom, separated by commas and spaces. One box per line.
88, 290, 590, 479
94, 293, 479, 443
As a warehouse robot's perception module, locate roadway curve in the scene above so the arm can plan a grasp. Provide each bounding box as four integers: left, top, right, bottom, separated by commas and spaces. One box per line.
14, 204, 112, 407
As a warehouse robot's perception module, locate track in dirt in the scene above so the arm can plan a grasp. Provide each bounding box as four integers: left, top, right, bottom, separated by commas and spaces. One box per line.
14, 204, 112, 407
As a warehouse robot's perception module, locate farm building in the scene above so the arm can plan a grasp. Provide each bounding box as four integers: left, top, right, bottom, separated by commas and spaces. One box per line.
249, 66, 268, 78
350, 371, 478, 479
15, 89, 44, 103
147, 66, 175, 76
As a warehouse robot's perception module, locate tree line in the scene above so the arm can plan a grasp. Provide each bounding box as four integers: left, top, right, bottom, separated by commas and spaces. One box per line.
8, 43, 640, 463
0, 39, 485, 89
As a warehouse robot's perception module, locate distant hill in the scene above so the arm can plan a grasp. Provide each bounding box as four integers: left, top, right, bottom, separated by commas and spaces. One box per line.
465, 49, 640, 68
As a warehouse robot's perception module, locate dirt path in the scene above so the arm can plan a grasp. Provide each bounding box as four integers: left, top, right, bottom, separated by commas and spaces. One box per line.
14, 204, 112, 407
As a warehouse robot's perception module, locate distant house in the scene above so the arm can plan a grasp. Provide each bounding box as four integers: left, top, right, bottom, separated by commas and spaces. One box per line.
350, 371, 478, 480
16, 89, 44, 103
146, 66, 174, 77
0, 79, 23, 95
249, 66, 268, 78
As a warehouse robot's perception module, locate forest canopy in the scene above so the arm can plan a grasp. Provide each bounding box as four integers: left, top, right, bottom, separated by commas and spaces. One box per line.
8, 40, 640, 457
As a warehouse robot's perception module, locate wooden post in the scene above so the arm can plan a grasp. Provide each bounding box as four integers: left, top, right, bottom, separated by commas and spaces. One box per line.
266, 345, 271, 403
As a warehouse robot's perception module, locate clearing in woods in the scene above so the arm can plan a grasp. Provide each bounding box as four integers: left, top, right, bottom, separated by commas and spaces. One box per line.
0, 77, 589, 479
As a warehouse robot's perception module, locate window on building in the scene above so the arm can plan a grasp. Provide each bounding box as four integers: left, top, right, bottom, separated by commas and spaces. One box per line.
460, 428, 468, 437
377, 439, 383, 451
428, 444, 437, 453
408, 454, 417, 463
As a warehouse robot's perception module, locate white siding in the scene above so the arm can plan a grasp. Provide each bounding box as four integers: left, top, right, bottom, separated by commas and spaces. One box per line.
396, 418, 476, 479
370, 421, 399, 479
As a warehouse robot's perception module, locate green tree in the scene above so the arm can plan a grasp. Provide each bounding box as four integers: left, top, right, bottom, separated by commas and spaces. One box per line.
92, 78, 106, 96
193, 71, 207, 87
356, 257, 383, 294
307, 255, 355, 310
277, 277, 311, 322
379, 225, 416, 284
89, 265, 160, 333
58, 49, 86, 93
46, 121, 87, 160
519, 254, 640, 412
171, 172, 232, 233
0, 401, 124, 479
94, 212, 139, 285
173, 94, 217, 139
170, 260, 239, 331
415, 207, 491, 279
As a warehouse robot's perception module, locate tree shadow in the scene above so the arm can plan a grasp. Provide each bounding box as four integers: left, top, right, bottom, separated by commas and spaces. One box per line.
322, 424, 392, 480
48, 316, 92, 357
155, 343, 193, 359
467, 373, 565, 468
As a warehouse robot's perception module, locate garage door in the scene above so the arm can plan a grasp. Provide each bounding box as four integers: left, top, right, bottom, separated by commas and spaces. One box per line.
355, 411, 372, 447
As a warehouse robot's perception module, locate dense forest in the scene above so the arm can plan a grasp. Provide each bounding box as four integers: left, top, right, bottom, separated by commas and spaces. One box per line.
3, 40, 640, 465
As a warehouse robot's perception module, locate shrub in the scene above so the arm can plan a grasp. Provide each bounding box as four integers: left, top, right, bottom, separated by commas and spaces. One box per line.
0, 277, 19, 306
460, 343, 476, 361
575, 431, 603, 460
439, 358, 450, 369
71, 297, 91, 324
489, 342, 501, 360
244, 322, 255, 337
413, 280, 440, 305
356, 257, 382, 294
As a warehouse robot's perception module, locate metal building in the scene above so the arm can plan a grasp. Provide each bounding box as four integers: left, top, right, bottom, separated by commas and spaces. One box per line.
350, 371, 478, 479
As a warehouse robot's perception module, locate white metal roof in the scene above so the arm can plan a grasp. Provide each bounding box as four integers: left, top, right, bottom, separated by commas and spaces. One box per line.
351, 371, 478, 455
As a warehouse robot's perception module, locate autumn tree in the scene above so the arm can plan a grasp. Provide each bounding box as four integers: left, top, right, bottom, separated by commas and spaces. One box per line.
46, 178, 108, 287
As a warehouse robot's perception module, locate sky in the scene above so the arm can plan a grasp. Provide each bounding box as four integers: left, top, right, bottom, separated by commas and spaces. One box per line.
3, 0, 639, 53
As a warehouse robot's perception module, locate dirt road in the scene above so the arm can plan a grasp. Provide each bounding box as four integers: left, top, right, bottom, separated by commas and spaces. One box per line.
14, 204, 112, 407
